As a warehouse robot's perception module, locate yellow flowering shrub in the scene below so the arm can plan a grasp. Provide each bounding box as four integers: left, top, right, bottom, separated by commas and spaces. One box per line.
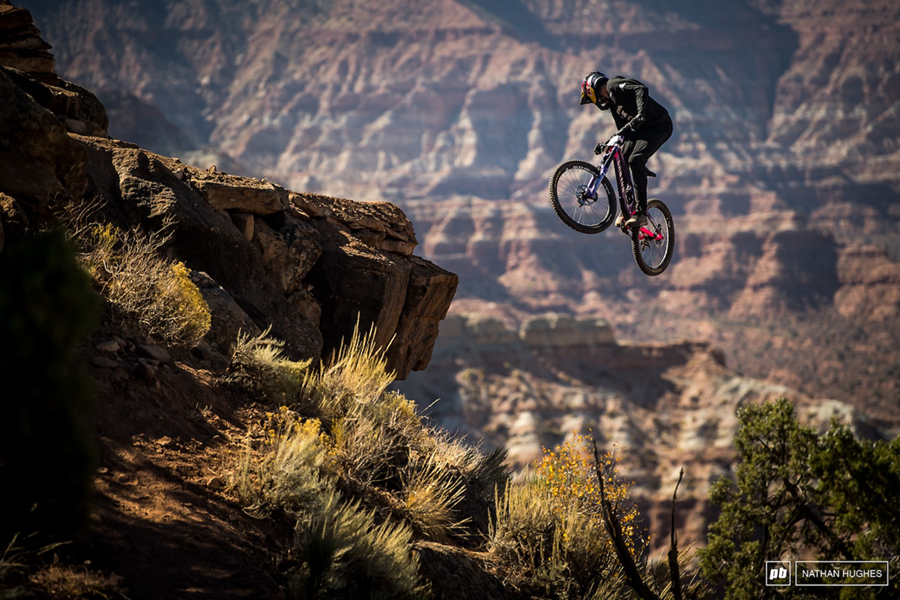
534, 432, 645, 558
234, 406, 329, 515
165, 261, 211, 347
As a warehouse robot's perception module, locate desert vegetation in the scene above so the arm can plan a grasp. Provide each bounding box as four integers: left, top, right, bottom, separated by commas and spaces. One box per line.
226, 325, 508, 598
224, 327, 900, 600
700, 399, 900, 600
223, 324, 713, 599
2, 224, 896, 600
77, 220, 211, 349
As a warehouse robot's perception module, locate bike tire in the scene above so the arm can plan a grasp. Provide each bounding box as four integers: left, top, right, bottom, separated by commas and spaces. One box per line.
631, 198, 674, 276
549, 159, 616, 234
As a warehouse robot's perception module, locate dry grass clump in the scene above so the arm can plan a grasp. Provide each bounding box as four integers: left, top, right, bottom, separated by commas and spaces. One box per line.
1, 537, 123, 600
27, 560, 123, 600
79, 222, 210, 348
226, 328, 312, 402
421, 428, 509, 501
398, 455, 468, 543
296, 324, 395, 422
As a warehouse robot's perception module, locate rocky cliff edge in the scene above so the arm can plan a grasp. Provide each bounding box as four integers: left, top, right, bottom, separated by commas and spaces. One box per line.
0, 1, 457, 378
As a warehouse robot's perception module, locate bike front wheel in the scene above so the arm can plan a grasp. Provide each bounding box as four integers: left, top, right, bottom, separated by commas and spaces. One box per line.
631, 198, 674, 276
549, 159, 616, 234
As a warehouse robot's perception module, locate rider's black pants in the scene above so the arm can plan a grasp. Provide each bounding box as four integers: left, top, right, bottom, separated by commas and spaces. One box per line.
624, 117, 673, 212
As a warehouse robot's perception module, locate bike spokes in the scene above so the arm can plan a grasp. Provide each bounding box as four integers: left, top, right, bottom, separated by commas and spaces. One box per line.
560, 167, 605, 225
549, 160, 615, 233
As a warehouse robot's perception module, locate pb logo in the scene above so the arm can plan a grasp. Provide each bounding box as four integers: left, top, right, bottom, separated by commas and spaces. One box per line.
766, 561, 791, 586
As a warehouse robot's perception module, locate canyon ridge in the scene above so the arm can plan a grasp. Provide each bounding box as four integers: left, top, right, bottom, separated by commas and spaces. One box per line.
20, 0, 900, 422
2, 0, 899, 593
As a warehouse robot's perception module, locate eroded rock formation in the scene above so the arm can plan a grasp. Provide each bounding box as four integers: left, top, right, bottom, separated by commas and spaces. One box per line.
0, 3, 456, 378
18, 0, 900, 411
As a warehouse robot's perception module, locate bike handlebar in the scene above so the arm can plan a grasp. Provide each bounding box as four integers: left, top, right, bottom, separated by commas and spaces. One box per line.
597, 120, 640, 154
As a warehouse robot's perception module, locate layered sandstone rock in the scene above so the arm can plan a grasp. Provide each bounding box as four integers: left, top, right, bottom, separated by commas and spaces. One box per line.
0, 0, 53, 76
20, 0, 900, 406
0, 6, 457, 379
71, 134, 456, 378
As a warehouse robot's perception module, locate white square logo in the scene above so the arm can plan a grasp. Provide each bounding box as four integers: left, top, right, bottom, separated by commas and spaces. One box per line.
766, 561, 792, 586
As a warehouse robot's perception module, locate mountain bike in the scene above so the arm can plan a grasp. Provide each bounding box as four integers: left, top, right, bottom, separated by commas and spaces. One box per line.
548, 123, 674, 276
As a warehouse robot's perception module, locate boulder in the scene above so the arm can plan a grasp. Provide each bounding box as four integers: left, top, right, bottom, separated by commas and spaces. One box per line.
192, 171, 291, 215
387, 256, 459, 375
0, 67, 88, 218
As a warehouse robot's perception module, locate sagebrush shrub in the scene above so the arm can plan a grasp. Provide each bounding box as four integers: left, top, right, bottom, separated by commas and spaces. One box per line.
233, 409, 329, 516
226, 328, 312, 402
296, 492, 425, 599
80, 223, 210, 348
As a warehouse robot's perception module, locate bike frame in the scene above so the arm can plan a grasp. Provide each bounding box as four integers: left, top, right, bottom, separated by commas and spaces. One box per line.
585, 129, 663, 242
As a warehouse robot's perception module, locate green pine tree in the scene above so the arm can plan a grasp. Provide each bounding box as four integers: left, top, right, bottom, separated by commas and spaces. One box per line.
699, 398, 900, 600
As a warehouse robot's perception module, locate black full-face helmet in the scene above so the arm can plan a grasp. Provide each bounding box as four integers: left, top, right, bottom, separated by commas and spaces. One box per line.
580, 71, 609, 105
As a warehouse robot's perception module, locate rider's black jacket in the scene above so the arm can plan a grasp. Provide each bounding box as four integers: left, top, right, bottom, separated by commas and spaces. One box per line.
596, 76, 670, 130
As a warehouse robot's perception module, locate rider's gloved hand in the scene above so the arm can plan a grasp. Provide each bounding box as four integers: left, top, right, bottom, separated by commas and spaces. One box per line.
593, 143, 606, 155
629, 115, 645, 130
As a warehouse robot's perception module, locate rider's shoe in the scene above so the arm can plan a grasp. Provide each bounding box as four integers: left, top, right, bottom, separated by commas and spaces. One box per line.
615, 214, 626, 228
625, 211, 647, 228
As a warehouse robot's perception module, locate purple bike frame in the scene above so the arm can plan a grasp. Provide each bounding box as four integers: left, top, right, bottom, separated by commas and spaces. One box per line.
587, 132, 662, 241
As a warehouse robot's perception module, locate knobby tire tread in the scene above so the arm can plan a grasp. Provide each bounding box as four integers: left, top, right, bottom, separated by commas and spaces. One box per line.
631, 198, 674, 276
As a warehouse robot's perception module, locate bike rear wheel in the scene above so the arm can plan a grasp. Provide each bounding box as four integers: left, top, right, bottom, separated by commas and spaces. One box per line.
631, 198, 674, 276
549, 159, 616, 234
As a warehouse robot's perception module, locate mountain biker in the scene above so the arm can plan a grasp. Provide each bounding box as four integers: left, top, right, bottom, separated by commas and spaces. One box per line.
580, 71, 673, 228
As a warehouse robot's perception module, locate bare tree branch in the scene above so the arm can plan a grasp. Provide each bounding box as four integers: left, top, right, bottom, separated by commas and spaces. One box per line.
668, 467, 684, 600
592, 440, 660, 600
